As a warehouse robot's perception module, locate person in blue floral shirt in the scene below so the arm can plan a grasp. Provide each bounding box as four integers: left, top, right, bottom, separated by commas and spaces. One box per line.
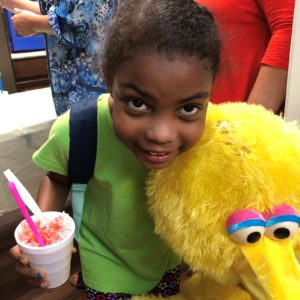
3, 0, 120, 115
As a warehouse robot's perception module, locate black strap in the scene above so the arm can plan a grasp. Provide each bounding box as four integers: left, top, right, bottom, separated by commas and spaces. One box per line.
68, 97, 98, 184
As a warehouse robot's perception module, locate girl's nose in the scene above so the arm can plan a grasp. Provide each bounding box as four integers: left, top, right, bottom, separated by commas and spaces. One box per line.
145, 122, 177, 144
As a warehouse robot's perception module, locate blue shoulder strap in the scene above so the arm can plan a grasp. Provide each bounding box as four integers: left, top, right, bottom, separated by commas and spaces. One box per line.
68, 97, 98, 184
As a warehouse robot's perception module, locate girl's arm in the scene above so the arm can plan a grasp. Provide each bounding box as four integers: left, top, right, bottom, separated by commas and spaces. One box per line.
37, 172, 71, 212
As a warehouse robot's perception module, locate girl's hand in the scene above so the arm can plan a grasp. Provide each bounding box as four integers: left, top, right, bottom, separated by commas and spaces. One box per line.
9, 244, 48, 288
11, 8, 39, 36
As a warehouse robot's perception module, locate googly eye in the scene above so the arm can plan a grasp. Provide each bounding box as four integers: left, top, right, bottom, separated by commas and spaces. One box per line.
265, 219, 299, 240
229, 225, 265, 244
264, 207, 300, 240
227, 209, 266, 244
265, 222, 298, 240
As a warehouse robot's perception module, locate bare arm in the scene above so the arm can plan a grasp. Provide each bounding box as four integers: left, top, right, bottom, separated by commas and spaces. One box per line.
249, 0, 294, 113
37, 172, 71, 212
2, 0, 54, 35
247, 65, 287, 113
3, 0, 40, 14
11, 9, 54, 35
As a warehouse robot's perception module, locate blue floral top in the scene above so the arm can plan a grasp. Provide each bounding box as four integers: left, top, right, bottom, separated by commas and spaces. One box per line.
39, 0, 118, 115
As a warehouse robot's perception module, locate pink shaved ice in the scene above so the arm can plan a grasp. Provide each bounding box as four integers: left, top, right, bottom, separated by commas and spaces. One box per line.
18, 213, 73, 247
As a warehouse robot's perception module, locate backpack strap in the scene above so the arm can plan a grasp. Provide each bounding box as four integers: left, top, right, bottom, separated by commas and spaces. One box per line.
68, 97, 98, 184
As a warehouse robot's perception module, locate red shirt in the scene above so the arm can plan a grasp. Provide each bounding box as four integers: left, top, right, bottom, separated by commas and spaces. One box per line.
195, 0, 294, 103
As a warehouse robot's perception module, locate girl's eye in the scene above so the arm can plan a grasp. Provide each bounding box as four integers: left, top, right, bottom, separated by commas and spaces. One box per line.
179, 104, 200, 116
128, 99, 148, 111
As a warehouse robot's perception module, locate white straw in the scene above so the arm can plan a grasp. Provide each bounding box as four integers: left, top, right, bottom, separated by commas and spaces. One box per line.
3, 169, 42, 216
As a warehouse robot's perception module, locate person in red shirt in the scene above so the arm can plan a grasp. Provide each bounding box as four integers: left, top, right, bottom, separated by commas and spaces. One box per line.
195, 0, 295, 113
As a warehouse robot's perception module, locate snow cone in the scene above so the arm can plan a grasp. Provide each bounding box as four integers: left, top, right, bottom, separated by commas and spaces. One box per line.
14, 211, 75, 288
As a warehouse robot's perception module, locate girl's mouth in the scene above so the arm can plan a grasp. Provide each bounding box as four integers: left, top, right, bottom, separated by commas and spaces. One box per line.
142, 150, 177, 167
148, 151, 168, 157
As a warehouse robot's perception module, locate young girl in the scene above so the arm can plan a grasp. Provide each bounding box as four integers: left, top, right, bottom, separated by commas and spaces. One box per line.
9, 0, 221, 298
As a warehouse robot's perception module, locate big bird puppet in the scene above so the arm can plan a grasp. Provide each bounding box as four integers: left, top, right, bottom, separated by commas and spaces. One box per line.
133, 103, 300, 300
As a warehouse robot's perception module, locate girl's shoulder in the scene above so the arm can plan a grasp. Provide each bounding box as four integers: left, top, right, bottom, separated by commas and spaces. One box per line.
97, 93, 112, 121
50, 110, 71, 138
49, 93, 111, 146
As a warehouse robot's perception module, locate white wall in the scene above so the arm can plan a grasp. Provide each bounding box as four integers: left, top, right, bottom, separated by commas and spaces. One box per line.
284, 0, 300, 122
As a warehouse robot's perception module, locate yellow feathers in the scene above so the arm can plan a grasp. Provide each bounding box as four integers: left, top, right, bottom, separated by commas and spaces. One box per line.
146, 103, 300, 299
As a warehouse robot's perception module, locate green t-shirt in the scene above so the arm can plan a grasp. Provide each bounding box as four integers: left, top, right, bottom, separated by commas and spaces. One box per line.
33, 94, 180, 294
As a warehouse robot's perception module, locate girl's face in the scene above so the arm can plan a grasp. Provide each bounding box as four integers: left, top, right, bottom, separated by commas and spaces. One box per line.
109, 53, 214, 170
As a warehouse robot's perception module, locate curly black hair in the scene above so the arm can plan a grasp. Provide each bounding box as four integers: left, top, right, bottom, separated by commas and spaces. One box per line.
102, 0, 221, 85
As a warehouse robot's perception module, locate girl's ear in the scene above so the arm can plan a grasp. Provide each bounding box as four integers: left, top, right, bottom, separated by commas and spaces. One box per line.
102, 63, 112, 92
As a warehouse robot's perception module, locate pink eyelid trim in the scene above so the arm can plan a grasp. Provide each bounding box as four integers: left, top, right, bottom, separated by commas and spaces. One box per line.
227, 205, 300, 229
226, 209, 264, 228
263, 204, 299, 220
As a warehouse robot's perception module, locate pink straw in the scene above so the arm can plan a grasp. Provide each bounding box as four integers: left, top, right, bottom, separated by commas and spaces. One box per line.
8, 182, 46, 247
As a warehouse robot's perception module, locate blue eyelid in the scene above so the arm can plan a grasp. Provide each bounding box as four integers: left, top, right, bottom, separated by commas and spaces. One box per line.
227, 219, 266, 235
265, 214, 300, 227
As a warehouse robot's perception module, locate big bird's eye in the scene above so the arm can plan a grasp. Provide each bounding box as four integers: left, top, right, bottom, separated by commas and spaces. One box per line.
265, 215, 300, 240
264, 205, 300, 241
227, 209, 266, 245
229, 224, 265, 244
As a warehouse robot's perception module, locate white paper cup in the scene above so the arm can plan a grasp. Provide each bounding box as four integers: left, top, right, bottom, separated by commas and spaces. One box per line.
14, 211, 75, 288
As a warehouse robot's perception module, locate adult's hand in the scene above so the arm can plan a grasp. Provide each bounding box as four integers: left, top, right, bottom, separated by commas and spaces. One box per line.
11, 8, 39, 36
11, 8, 54, 36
